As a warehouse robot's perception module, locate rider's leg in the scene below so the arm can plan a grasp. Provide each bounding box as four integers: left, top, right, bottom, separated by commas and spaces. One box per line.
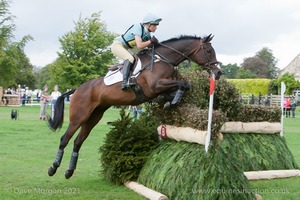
111, 40, 135, 90
121, 59, 134, 90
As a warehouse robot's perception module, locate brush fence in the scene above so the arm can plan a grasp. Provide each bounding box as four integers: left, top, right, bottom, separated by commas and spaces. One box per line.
157, 122, 300, 180
125, 122, 299, 200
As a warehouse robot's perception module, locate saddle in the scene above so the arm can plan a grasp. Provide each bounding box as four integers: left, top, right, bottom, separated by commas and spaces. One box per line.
107, 55, 140, 74
104, 55, 142, 86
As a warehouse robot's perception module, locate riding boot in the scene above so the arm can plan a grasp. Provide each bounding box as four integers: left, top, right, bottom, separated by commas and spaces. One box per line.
121, 59, 134, 90
171, 89, 184, 106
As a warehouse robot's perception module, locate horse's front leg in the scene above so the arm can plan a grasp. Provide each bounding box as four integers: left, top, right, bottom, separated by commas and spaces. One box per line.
151, 79, 190, 107
170, 81, 190, 106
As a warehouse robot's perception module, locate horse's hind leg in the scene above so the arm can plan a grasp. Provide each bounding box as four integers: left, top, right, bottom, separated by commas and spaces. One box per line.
48, 124, 81, 176
65, 108, 108, 179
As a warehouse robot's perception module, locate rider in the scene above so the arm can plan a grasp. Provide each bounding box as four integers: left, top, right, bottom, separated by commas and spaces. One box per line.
111, 13, 162, 90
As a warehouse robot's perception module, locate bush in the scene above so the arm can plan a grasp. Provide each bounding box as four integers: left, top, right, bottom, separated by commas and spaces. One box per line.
99, 109, 159, 185
227, 79, 271, 96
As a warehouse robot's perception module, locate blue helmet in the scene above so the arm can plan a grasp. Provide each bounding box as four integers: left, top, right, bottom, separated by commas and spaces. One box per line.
142, 13, 162, 25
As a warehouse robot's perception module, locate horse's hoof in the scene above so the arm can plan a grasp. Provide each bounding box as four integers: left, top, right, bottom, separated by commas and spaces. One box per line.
48, 166, 57, 176
65, 170, 74, 179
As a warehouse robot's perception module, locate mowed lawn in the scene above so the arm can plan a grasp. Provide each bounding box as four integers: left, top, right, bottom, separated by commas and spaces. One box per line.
0, 105, 299, 200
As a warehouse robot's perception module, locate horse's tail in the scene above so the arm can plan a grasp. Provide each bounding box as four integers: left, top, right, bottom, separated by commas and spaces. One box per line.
48, 89, 76, 132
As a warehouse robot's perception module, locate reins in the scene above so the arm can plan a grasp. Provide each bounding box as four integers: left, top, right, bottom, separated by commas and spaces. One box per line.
153, 39, 219, 69
140, 37, 221, 75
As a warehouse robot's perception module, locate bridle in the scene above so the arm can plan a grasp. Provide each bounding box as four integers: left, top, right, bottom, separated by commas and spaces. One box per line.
154, 39, 221, 70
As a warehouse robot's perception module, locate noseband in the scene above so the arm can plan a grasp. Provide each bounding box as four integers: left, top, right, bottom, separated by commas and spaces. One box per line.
198, 39, 221, 70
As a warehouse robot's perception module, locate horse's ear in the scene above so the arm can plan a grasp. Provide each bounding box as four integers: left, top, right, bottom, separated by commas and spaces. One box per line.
204, 34, 214, 43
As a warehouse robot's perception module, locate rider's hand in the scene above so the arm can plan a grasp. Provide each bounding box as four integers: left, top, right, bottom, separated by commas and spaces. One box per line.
150, 36, 159, 45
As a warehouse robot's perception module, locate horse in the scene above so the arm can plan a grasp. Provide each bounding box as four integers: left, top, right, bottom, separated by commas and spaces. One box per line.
47, 34, 222, 179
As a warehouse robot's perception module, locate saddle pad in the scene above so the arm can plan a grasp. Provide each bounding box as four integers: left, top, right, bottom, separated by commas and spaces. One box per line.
104, 59, 142, 86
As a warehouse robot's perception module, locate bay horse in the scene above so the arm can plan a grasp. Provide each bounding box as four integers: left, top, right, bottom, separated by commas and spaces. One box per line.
47, 34, 222, 179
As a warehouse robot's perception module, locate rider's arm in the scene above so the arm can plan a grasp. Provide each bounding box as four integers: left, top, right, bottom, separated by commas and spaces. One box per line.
135, 35, 151, 49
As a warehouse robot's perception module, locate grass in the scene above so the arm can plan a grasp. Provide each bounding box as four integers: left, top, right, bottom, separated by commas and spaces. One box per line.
250, 111, 300, 200
0, 105, 144, 200
0, 105, 299, 199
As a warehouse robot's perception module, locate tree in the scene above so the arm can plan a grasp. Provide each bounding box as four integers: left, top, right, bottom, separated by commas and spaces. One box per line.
34, 64, 52, 89
220, 63, 239, 79
237, 67, 257, 79
274, 73, 300, 95
240, 47, 279, 79
53, 12, 116, 88
241, 56, 268, 78
256, 47, 279, 78
0, 0, 34, 89
0, 0, 16, 87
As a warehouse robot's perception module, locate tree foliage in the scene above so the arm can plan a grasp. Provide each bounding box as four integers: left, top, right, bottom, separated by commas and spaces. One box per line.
220, 63, 239, 78
237, 67, 257, 79
0, 0, 34, 89
274, 73, 300, 95
52, 12, 116, 89
241, 56, 268, 78
256, 47, 279, 78
240, 47, 279, 79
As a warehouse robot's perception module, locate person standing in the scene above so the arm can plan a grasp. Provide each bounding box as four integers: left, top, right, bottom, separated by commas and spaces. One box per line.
50, 85, 61, 118
285, 96, 292, 118
291, 96, 298, 118
110, 13, 161, 90
133, 104, 143, 120
40, 85, 51, 120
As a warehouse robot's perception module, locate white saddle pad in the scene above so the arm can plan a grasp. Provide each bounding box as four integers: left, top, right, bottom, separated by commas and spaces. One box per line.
104, 59, 142, 86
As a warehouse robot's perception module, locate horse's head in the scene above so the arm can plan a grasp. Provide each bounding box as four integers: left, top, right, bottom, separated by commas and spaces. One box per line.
191, 34, 222, 80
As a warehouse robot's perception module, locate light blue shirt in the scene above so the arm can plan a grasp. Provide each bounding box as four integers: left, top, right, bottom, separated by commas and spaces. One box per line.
116, 23, 151, 48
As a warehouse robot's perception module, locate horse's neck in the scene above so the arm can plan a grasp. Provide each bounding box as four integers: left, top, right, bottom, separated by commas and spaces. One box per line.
157, 40, 195, 65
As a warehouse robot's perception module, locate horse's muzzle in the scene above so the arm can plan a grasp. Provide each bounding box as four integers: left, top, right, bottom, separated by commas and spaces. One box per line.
204, 61, 222, 80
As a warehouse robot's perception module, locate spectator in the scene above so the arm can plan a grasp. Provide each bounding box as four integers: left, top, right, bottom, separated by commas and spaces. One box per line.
21, 91, 26, 106
50, 85, 61, 118
36, 89, 41, 103
26, 89, 32, 103
285, 96, 292, 118
264, 95, 270, 106
6, 88, 12, 94
291, 96, 298, 118
132, 104, 143, 120
39, 85, 51, 120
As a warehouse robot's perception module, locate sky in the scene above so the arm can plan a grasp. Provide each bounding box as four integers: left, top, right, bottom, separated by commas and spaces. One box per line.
9, 0, 300, 69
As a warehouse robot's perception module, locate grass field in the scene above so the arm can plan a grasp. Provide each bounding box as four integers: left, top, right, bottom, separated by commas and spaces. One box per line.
0, 105, 299, 200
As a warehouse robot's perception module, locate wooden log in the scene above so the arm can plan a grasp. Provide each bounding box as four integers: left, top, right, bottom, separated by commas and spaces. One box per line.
220, 122, 281, 134
157, 125, 207, 145
244, 170, 300, 180
124, 181, 168, 200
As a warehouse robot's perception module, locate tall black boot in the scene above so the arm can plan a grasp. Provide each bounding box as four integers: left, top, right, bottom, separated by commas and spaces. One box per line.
121, 59, 133, 90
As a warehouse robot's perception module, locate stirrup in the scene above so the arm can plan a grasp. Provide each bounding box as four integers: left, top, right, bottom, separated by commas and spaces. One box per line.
121, 83, 130, 90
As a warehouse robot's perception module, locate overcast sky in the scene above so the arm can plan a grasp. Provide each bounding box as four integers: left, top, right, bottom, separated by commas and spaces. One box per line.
9, 0, 300, 69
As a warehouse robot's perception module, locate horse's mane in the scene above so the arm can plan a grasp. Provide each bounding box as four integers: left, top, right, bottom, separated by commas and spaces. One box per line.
160, 35, 202, 44
136, 34, 210, 56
